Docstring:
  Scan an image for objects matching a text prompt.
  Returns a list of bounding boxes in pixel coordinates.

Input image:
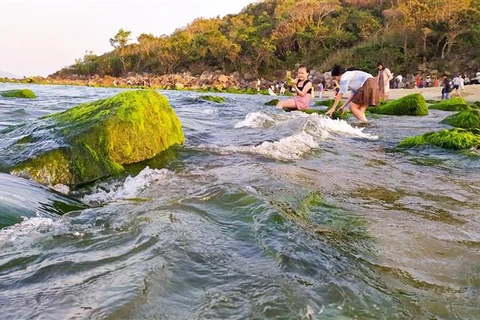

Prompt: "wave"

[234,112,276,128]
[0,173,86,229]
[80,167,176,205]
[209,132,318,161]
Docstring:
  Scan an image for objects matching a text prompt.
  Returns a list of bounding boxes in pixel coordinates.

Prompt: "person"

[395,74,403,88]
[276,65,313,110]
[425,76,431,88]
[256,79,261,92]
[377,62,394,99]
[452,74,463,97]
[441,76,452,100]
[279,82,286,95]
[325,65,379,123]
[317,82,324,99]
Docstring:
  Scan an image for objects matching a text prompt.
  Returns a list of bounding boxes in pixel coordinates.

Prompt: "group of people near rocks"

[276,62,393,123]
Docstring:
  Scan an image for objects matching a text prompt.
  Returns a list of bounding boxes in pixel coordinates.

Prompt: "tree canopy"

[54,0,480,78]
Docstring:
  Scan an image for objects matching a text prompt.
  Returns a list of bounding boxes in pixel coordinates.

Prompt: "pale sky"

[0,0,256,77]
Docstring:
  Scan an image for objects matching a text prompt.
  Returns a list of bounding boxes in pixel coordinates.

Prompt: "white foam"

[81,167,175,205]
[234,112,276,128]
[298,113,379,140]
[0,216,54,244]
[220,132,318,161]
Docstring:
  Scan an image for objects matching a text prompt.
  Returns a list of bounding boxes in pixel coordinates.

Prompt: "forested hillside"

[54,0,480,78]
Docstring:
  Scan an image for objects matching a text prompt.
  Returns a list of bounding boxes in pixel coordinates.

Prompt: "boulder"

[398,128,480,150]
[1,89,36,98]
[429,97,469,111]
[368,93,428,116]
[3,90,184,186]
[440,109,480,129]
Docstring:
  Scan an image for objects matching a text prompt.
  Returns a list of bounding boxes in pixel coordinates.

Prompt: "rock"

[314,99,343,108]
[441,109,480,129]
[4,90,184,186]
[265,99,279,106]
[1,89,36,98]
[199,95,226,103]
[398,128,480,150]
[217,74,228,83]
[429,97,469,111]
[368,93,428,116]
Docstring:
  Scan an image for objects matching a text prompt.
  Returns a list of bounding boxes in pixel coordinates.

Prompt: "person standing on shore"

[441,75,452,100]
[377,62,393,100]
[325,65,379,123]
[452,74,463,97]
[276,65,313,110]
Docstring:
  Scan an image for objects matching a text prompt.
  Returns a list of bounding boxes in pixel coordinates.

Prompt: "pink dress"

[293,80,312,110]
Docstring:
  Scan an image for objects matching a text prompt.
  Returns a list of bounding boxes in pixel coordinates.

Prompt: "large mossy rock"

[3,90,184,186]
[440,109,480,129]
[429,97,469,111]
[398,128,480,150]
[368,94,428,116]
[1,89,36,98]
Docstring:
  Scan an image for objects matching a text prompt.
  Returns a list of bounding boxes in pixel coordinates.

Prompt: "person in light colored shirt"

[326,65,380,122]
[452,74,463,97]
[377,62,394,99]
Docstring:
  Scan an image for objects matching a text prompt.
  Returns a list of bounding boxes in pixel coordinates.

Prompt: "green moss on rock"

[398,128,480,150]
[265,99,279,106]
[314,99,343,108]
[440,109,480,129]
[199,95,226,103]
[1,89,36,98]
[429,97,469,111]
[299,108,349,120]
[368,93,428,116]
[9,90,184,185]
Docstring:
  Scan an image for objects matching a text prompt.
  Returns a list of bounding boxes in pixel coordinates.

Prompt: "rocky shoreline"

[1,71,284,94]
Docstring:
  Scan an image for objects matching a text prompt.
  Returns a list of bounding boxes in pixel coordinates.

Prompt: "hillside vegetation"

[54,0,480,79]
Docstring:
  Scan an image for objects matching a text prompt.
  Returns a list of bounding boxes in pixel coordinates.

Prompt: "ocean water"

[0,83,479,319]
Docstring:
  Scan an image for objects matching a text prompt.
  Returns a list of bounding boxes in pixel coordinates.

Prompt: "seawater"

[0,83,479,319]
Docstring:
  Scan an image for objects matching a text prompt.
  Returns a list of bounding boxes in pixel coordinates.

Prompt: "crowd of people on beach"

[274,63,480,123]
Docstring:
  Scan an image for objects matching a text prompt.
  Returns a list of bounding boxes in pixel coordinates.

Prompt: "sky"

[0,0,257,77]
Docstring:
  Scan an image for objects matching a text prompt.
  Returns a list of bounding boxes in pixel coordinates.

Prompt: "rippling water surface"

[0,83,479,319]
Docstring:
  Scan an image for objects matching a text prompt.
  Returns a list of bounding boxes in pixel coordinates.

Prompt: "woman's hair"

[377,62,384,68]
[298,64,310,73]
[331,65,344,77]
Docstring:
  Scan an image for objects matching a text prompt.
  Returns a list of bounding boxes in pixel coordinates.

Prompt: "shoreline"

[2,77,480,103]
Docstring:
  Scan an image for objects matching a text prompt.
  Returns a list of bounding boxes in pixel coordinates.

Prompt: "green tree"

[109,28,132,75]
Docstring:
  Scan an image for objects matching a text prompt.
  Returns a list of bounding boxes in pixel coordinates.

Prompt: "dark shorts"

[351,78,379,106]
[453,85,459,89]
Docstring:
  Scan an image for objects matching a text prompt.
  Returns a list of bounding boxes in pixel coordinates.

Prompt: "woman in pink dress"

[277,65,313,110]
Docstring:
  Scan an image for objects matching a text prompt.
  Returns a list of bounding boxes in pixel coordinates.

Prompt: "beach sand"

[322,84,480,102]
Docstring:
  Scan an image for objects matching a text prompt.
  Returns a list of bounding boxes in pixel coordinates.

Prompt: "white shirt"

[453,76,462,86]
[339,71,373,94]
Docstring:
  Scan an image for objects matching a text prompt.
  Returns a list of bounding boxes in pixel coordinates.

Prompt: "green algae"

[265,99,279,106]
[10,90,184,185]
[398,128,480,150]
[429,97,469,111]
[300,108,349,120]
[1,89,36,99]
[440,109,480,129]
[314,99,343,108]
[368,93,428,116]
[198,95,226,103]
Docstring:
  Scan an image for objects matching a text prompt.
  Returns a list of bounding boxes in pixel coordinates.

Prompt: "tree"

[109,28,132,75]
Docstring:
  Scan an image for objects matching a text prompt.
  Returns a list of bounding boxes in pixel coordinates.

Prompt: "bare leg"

[277,99,297,109]
[349,103,368,122]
